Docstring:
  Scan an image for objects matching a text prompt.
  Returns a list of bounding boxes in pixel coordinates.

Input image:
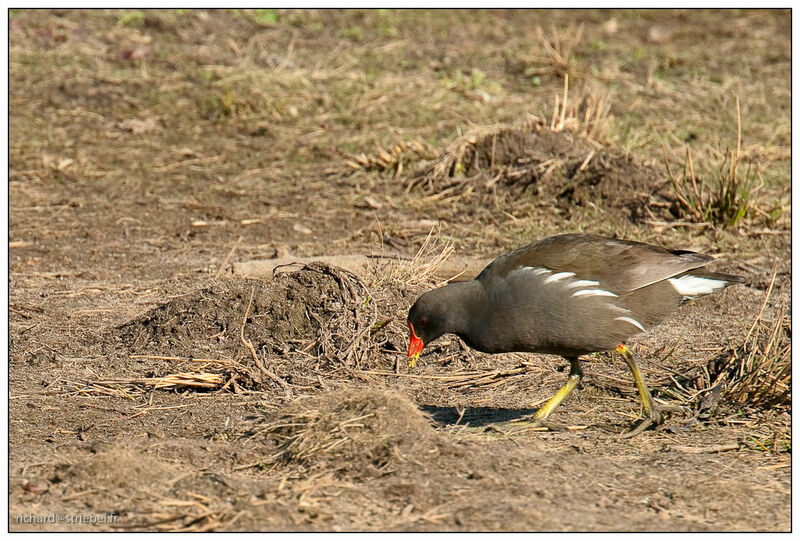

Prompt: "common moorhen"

[407,233,745,437]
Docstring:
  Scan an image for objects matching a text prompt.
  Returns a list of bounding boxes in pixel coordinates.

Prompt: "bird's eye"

[420,316,428,326]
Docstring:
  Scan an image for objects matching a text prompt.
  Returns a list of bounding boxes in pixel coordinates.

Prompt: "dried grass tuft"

[245,388,436,473]
[548,75,613,140]
[343,139,436,176]
[703,270,791,410]
[521,24,585,78]
[408,75,614,194]
[666,97,785,228]
[383,225,456,287]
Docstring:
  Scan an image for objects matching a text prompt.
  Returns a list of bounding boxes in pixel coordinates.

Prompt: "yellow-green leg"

[616,344,685,438]
[534,357,583,422]
[515,357,582,431]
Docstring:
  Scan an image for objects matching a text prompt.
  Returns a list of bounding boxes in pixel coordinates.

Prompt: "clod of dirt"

[65,446,175,492]
[245,387,439,479]
[409,117,674,221]
[114,265,377,385]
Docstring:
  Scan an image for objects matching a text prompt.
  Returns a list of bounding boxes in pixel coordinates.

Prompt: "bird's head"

[406,288,455,368]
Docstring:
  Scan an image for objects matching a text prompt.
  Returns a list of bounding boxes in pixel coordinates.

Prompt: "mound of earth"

[107,262,476,395]
[114,264,379,381]
[65,445,176,493]
[409,120,675,220]
[245,387,440,480]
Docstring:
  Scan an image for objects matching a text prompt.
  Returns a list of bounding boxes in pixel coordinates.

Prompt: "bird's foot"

[620,401,687,439]
[513,416,568,432]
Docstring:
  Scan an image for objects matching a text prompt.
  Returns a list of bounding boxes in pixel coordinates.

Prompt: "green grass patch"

[117,10,145,27]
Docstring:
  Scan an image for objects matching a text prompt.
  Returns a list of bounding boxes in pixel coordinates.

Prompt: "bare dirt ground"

[9,9,790,532]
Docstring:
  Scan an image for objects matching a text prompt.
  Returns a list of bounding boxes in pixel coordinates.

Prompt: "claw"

[619,401,686,439]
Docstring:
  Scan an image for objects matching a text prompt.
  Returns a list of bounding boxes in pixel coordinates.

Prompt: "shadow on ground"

[422,405,538,427]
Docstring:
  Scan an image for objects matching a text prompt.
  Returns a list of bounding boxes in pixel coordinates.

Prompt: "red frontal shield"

[407,323,424,359]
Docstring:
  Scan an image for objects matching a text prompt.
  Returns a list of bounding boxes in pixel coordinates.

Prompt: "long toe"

[513,416,568,432]
[619,416,657,439]
[655,401,688,414]
[620,401,686,439]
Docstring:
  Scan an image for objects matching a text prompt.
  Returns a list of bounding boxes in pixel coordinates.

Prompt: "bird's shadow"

[420,405,539,428]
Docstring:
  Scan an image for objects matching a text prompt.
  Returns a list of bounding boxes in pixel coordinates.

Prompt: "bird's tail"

[693,270,747,286]
[667,269,746,301]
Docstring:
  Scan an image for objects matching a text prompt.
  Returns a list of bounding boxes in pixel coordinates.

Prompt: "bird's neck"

[435,280,487,337]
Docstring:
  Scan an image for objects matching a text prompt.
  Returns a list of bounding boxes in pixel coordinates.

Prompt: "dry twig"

[239,286,292,398]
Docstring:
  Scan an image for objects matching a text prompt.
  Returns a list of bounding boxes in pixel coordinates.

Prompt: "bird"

[406,233,745,438]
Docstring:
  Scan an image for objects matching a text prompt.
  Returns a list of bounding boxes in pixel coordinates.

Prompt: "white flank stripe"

[668,275,726,296]
[566,279,600,289]
[520,266,550,276]
[543,272,575,284]
[615,316,646,332]
[571,289,618,298]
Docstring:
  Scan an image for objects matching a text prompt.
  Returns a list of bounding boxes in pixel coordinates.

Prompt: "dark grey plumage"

[408,233,744,357]
[406,233,745,437]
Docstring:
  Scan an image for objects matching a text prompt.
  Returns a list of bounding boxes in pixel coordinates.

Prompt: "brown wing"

[478,233,713,294]
[476,264,649,356]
